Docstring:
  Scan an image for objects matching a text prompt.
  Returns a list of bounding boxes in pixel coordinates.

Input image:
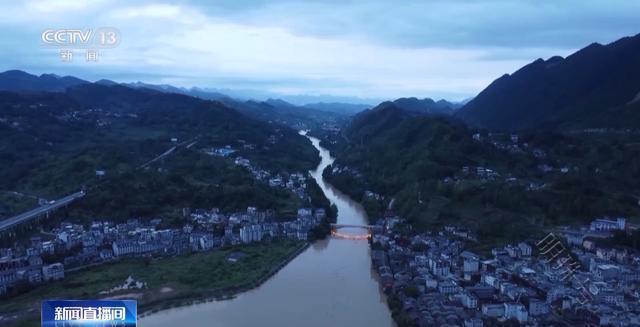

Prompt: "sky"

[0,0,638,104]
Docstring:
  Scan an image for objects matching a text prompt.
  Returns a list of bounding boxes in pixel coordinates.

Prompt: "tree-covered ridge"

[457,33,640,131]
[0,84,319,220]
[328,107,640,247]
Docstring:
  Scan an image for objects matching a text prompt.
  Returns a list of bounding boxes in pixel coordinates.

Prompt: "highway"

[0,191,85,232]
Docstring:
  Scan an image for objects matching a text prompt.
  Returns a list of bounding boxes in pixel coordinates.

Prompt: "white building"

[464,318,483,327]
[461,291,479,309]
[112,241,162,257]
[240,225,264,244]
[462,251,480,273]
[590,217,626,232]
[518,242,532,257]
[438,280,458,295]
[481,303,504,318]
[504,302,528,323]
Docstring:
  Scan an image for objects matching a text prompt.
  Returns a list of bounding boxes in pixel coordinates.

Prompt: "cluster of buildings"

[229,154,309,199]
[473,132,524,155]
[369,215,640,326]
[0,239,65,295]
[0,206,327,297]
[267,172,307,199]
[460,166,500,180]
[473,132,574,177]
[446,132,577,193]
[204,145,237,157]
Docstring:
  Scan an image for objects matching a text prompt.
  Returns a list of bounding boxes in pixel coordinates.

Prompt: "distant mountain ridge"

[376,97,461,115]
[457,33,640,130]
[345,97,460,142]
[303,102,370,115]
[0,70,366,133]
[0,70,369,118]
[0,70,89,92]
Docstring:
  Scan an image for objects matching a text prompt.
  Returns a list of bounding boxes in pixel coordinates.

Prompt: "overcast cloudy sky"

[0,0,638,103]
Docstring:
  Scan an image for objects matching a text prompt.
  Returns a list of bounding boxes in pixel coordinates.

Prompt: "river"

[139,134,395,327]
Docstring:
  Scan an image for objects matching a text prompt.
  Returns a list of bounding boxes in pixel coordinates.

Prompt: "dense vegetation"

[0,83,319,220]
[326,105,640,247]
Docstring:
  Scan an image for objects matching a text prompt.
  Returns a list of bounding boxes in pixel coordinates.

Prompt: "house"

[595,264,620,280]
[99,249,114,261]
[268,177,283,187]
[17,268,42,284]
[564,231,585,247]
[234,157,250,167]
[430,259,450,278]
[528,298,549,316]
[518,242,532,257]
[240,225,263,244]
[590,217,626,232]
[438,280,458,295]
[504,302,528,323]
[481,303,504,318]
[42,263,65,281]
[583,239,596,251]
[460,291,479,309]
[199,234,215,251]
[505,245,521,258]
[510,134,519,143]
[297,208,312,218]
[112,241,162,257]
[464,318,483,327]
[461,251,480,273]
[598,289,624,305]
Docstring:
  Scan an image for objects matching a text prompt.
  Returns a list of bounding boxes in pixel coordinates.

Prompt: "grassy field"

[3,241,303,327]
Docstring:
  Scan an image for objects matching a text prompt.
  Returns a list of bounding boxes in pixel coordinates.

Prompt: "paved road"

[139,146,176,168]
[0,191,85,231]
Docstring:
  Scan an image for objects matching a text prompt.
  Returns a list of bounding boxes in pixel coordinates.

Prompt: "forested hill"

[0,82,319,220]
[328,105,640,247]
[457,33,640,131]
[345,97,460,144]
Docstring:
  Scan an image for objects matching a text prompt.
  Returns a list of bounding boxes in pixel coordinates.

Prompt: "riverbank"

[137,241,309,317]
[3,241,308,327]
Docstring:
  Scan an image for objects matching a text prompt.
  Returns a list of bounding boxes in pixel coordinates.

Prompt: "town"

[369,214,640,326]
[0,206,327,298]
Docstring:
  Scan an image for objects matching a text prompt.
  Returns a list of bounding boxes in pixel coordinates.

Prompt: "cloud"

[0,0,637,101]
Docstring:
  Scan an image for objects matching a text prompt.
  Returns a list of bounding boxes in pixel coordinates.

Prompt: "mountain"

[345,97,460,144]
[329,91,640,246]
[0,70,89,92]
[457,33,640,131]
[95,79,118,86]
[303,102,370,115]
[123,82,232,102]
[0,81,319,219]
[375,97,460,115]
[119,82,351,129]
[0,70,356,132]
